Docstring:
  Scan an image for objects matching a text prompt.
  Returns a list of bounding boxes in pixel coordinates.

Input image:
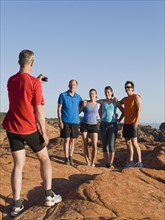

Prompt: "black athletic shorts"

[7,131,45,152]
[80,122,98,133]
[60,122,79,138]
[123,124,138,139]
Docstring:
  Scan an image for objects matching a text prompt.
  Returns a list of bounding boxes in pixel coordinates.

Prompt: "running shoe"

[105,163,110,168]
[69,158,74,165]
[91,163,95,167]
[45,192,62,207]
[124,161,135,168]
[10,204,24,217]
[135,162,144,168]
[109,163,114,169]
[64,158,70,165]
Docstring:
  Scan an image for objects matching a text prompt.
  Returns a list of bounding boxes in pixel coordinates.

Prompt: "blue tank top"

[82,102,99,124]
[101,100,117,123]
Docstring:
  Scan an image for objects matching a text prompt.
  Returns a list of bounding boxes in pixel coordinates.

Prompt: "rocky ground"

[0,119,165,220]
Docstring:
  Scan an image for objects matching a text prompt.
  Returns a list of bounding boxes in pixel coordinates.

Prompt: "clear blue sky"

[1,0,164,124]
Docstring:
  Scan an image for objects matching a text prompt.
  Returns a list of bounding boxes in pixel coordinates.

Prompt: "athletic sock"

[13,199,22,207]
[45,189,53,197]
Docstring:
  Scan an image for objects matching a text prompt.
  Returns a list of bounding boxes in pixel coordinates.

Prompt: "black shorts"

[123,124,138,139]
[60,122,79,138]
[80,122,98,133]
[7,131,45,152]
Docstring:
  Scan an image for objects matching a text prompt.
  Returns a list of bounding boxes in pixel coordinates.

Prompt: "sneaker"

[135,162,144,168]
[124,161,135,168]
[45,192,62,207]
[106,163,110,168]
[109,163,114,169]
[10,204,24,217]
[91,163,95,167]
[69,158,74,165]
[64,158,70,165]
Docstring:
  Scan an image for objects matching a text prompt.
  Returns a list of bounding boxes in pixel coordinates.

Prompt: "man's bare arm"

[57,103,63,129]
[135,95,141,124]
[35,104,49,146]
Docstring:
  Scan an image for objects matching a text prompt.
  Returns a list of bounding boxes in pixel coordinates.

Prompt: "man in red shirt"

[2,50,62,217]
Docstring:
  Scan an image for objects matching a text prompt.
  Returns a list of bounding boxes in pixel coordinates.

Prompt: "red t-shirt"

[2,72,44,134]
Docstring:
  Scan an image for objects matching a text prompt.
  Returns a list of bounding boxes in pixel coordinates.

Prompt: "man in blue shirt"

[57,79,82,165]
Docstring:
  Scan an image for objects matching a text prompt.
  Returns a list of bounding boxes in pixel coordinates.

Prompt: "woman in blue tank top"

[97,86,123,168]
[80,89,101,167]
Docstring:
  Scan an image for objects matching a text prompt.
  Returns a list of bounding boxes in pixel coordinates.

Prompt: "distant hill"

[0,112,161,130]
[140,123,160,129]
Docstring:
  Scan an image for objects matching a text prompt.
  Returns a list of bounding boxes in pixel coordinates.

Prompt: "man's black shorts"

[60,122,79,138]
[123,124,138,139]
[80,122,98,133]
[7,131,45,152]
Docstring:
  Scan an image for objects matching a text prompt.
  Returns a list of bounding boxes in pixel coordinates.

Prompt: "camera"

[42,77,48,82]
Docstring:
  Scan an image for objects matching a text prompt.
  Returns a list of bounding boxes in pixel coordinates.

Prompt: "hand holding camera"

[37,74,48,82]
[41,77,48,82]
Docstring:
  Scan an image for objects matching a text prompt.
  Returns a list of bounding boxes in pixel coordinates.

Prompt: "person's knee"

[70,138,75,144]
[131,139,139,148]
[14,160,25,170]
[126,139,132,147]
[37,150,50,163]
[133,142,140,150]
[109,146,115,152]
[39,155,50,163]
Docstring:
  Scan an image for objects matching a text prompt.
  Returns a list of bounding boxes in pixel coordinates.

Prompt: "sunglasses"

[125,86,132,89]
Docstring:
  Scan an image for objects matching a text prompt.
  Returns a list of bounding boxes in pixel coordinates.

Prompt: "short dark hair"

[69,79,78,85]
[104,86,114,97]
[125,81,134,91]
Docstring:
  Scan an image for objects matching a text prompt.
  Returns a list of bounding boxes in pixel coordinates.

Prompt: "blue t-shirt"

[58,91,82,124]
[101,100,117,123]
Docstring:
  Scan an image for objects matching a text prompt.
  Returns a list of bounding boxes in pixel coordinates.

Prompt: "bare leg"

[36,147,52,190]
[132,137,142,162]
[11,149,26,201]
[109,152,115,165]
[125,139,134,162]
[69,138,76,157]
[63,137,70,158]
[90,133,98,165]
[81,132,90,165]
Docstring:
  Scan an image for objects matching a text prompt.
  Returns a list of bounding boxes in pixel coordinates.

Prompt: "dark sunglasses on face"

[125,86,132,89]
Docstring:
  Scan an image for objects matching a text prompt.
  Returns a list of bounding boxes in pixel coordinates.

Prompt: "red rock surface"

[0,121,165,220]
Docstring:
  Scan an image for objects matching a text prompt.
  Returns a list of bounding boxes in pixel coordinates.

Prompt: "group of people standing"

[57,79,143,169]
[2,49,143,217]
